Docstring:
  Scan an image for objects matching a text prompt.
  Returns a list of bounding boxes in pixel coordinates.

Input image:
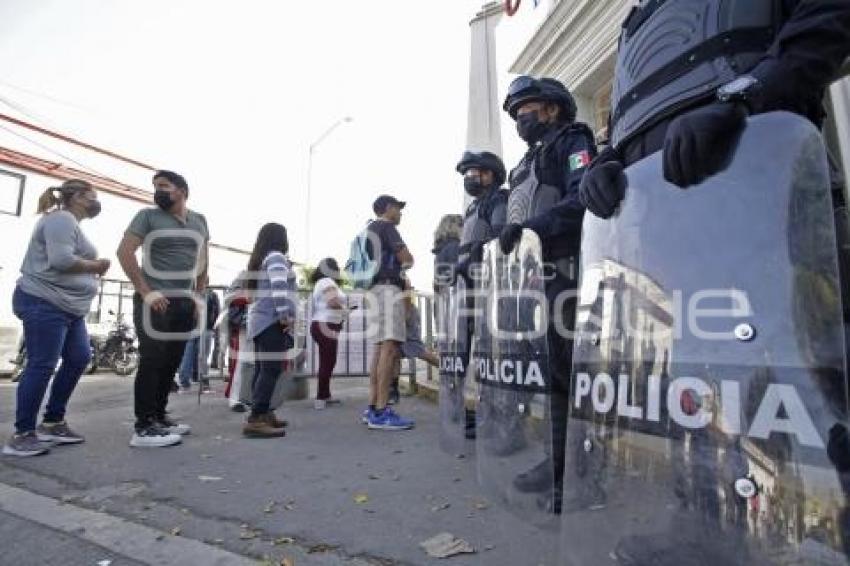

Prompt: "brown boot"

[263,412,288,428]
[243,414,286,438]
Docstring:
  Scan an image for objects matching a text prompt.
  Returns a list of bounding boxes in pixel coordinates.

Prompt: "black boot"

[513,458,553,493]
[464,409,476,439]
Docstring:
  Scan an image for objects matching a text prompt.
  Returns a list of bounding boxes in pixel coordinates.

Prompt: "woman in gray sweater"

[3,180,110,457]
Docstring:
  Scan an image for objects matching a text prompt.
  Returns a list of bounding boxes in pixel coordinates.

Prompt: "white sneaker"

[314,399,327,410]
[130,424,182,448]
[157,418,191,436]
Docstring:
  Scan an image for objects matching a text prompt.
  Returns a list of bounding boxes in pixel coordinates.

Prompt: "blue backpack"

[345,222,379,289]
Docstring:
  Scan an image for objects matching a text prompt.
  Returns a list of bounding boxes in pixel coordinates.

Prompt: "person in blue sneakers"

[363,195,415,430]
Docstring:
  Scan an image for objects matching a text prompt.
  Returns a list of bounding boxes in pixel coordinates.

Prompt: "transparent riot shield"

[562,112,850,565]
[438,277,470,454]
[475,230,556,527]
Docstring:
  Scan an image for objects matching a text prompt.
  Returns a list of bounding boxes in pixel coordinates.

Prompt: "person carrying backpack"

[360,195,415,430]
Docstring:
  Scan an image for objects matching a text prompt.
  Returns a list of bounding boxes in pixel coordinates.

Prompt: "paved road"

[0,373,559,566]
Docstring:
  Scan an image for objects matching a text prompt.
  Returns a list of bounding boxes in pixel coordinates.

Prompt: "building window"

[0,169,24,217]
[593,78,613,143]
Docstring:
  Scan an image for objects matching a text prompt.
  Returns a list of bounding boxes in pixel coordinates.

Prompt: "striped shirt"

[246,251,297,339]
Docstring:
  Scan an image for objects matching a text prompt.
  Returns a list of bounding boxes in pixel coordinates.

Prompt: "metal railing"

[91,278,437,383]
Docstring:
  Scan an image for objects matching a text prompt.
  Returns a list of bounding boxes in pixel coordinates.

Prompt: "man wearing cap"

[363,195,416,430]
[497,76,597,508]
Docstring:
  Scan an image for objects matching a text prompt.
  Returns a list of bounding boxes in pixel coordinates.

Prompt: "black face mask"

[154,190,175,211]
[464,176,486,198]
[516,110,549,144]
[86,200,102,219]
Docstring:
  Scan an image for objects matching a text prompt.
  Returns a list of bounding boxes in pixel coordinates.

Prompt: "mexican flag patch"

[568,150,591,171]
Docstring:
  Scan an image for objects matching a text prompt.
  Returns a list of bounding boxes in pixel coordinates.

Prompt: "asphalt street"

[0,373,559,566]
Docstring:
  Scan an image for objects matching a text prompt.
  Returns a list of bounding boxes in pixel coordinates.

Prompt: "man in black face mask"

[449,150,508,441]
[117,170,210,448]
[496,76,596,506]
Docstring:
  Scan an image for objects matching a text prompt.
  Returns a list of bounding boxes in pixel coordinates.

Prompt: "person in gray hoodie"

[3,179,110,457]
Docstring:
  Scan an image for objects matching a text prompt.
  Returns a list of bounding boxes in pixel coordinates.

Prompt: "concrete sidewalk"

[0,373,558,566]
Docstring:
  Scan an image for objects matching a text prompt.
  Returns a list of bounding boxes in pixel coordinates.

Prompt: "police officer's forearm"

[525,206,583,240]
[752,0,850,113]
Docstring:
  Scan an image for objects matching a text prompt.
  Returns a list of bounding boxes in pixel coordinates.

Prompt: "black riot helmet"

[503,75,577,123]
[455,150,506,187]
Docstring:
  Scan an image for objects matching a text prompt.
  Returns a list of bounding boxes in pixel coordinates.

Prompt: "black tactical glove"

[828,423,850,472]
[579,146,627,219]
[662,101,748,188]
[451,260,466,286]
[499,223,524,255]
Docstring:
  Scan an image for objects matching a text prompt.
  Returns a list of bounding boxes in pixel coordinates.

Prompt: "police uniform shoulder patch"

[568,150,591,171]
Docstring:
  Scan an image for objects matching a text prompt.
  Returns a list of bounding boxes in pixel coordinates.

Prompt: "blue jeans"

[178,330,213,387]
[12,287,92,434]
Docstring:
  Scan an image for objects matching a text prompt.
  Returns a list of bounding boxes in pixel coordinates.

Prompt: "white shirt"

[311,277,347,324]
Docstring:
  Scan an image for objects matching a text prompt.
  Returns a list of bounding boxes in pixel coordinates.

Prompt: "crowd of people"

[0,166,443,454]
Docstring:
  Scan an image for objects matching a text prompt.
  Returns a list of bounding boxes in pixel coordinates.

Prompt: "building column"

[466,2,504,157]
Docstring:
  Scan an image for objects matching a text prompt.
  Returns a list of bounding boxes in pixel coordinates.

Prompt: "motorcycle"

[9,311,138,380]
[89,311,139,376]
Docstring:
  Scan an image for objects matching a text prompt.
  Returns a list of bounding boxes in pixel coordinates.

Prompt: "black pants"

[546,268,577,491]
[133,293,195,429]
[251,323,293,416]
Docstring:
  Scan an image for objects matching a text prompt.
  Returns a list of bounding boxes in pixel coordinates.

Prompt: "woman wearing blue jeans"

[3,180,110,457]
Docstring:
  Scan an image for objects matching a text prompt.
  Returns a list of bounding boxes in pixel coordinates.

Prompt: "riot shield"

[438,277,470,454]
[562,112,850,565]
[475,230,556,527]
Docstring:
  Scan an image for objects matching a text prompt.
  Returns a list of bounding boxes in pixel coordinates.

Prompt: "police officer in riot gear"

[579,0,850,217]
[455,150,508,277]
[562,0,850,561]
[498,76,596,502]
[454,150,508,440]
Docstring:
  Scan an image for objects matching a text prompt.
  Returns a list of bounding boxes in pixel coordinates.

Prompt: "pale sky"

[0,0,549,290]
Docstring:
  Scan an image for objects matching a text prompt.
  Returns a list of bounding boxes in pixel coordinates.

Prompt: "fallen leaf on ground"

[473,500,490,511]
[273,537,295,546]
[239,530,257,540]
[420,533,475,559]
[281,558,295,566]
[353,493,369,504]
[264,501,276,514]
[307,543,337,554]
[170,527,182,536]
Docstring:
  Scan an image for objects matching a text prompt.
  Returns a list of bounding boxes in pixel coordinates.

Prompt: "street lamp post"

[306,116,353,264]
